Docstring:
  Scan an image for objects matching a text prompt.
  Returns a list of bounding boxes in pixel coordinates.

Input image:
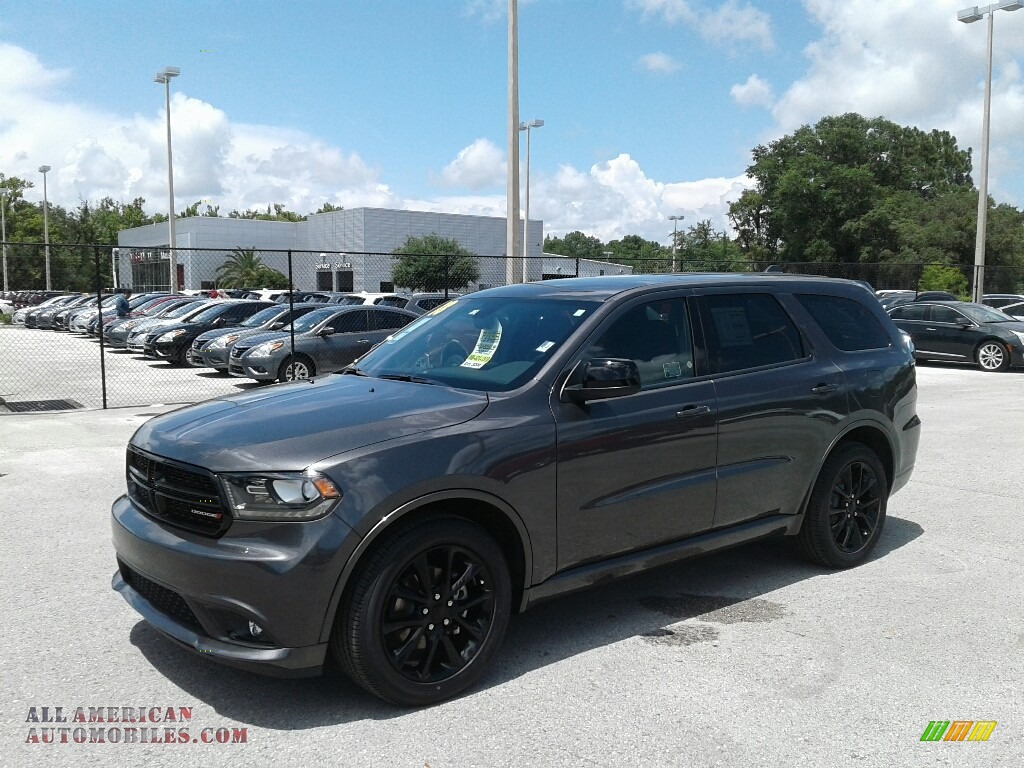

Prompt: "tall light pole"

[0,189,8,292]
[506,0,522,285]
[957,1,1022,303]
[154,66,180,292]
[668,214,684,272]
[519,119,543,265]
[38,165,51,290]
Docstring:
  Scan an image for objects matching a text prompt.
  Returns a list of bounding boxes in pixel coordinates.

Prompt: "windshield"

[188,303,235,324]
[163,300,207,318]
[241,306,286,328]
[355,296,600,392]
[284,307,336,333]
[961,304,1014,324]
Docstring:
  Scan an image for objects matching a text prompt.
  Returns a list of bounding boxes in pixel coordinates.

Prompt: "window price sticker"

[461,324,502,368]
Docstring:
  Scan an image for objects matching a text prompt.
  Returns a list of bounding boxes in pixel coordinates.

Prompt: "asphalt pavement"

[1,363,1021,768]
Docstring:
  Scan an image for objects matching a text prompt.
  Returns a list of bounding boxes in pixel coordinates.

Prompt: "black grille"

[127,447,230,537]
[119,560,203,631]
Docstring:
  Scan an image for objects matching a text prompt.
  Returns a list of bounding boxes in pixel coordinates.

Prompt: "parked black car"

[111,275,920,706]
[189,303,323,371]
[141,300,273,365]
[888,301,1024,372]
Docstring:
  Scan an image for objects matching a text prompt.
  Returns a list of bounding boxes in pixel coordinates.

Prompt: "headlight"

[1010,330,1024,346]
[210,333,240,349]
[899,330,915,353]
[219,471,341,521]
[157,329,187,342]
[123,320,139,329]
[248,340,285,358]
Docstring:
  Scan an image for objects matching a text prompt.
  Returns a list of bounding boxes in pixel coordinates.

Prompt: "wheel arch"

[791,422,895,535]
[318,489,533,643]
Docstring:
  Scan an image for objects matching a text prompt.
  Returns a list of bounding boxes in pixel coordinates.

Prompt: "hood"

[130,375,489,472]
[233,330,290,349]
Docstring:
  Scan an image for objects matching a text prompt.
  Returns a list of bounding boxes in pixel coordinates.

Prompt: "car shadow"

[128,515,923,728]
[194,370,231,378]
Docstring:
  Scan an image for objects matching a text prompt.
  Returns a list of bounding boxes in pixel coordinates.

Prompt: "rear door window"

[699,293,805,373]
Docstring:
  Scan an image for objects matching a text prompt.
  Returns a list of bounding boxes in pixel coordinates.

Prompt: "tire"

[278,356,315,382]
[332,517,511,706]
[796,443,888,569]
[976,340,1010,372]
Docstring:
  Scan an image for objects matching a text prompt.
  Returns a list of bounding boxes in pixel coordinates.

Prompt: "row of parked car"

[10,289,457,383]
[877,291,1024,372]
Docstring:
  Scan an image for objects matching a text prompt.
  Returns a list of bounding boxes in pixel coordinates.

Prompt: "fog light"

[248,621,263,638]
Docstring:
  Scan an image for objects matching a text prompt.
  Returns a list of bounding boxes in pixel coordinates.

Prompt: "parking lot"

[0,325,260,410]
[1,363,1021,767]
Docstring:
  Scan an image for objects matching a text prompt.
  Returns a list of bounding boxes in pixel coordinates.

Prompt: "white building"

[117,207,629,292]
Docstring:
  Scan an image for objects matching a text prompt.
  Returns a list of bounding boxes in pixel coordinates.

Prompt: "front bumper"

[110,493,359,677]
[228,356,279,381]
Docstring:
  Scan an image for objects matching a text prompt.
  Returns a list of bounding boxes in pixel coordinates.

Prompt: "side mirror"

[318,327,335,337]
[561,358,642,403]
[957,319,974,329]
[270,321,285,330]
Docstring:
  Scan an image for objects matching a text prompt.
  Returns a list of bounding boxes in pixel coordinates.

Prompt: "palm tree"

[215,247,285,288]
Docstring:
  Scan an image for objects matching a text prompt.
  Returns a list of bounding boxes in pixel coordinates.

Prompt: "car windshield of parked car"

[960,304,1015,324]
[160,301,204,318]
[240,306,286,328]
[354,296,600,392]
[282,307,336,333]
[188,304,233,324]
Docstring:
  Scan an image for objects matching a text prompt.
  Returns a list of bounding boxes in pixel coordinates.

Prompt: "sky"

[1,0,1023,248]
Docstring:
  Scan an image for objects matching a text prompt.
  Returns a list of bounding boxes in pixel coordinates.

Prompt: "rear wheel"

[278,356,315,382]
[797,443,888,568]
[332,517,511,706]
[976,340,1010,372]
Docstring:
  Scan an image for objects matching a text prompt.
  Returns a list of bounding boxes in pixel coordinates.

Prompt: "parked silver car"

[190,303,322,371]
[228,305,418,382]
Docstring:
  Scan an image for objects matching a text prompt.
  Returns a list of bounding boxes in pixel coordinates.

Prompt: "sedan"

[229,305,418,382]
[142,300,273,365]
[190,303,323,371]
[888,301,1024,372]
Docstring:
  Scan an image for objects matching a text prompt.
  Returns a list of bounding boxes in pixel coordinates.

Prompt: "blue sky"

[1,0,1022,246]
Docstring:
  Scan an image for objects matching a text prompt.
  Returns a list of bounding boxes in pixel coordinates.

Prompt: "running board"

[522,515,793,610]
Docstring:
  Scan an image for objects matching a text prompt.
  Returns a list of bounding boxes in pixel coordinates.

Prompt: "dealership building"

[116,207,629,292]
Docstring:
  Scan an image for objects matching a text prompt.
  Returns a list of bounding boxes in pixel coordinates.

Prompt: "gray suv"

[110,275,920,706]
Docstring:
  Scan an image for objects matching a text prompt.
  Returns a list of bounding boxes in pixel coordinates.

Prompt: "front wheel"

[796,443,888,569]
[976,340,1010,372]
[278,356,315,382]
[332,517,511,706]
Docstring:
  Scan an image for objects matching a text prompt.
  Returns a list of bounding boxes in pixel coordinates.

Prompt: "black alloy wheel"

[797,443,888,568]
[333,517,511,706]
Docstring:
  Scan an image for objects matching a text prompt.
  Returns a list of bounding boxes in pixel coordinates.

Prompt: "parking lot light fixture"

[957,1,1022,302]
[1,188,9,292]
[519,119,543,266]
[38,165,52,290]
[154,66,180,292]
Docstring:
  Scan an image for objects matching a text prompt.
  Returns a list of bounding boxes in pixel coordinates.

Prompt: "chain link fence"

[2,243,1022,411]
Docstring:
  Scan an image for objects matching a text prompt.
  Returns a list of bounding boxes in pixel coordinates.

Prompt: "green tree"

[543,231,606,261]
[215,246,288,288]
[391,234,479,292]
[728,113,975,265]
[603,234,669,273]
[917,264,969,297]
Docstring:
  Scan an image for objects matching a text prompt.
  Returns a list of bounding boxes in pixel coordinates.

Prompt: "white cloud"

[730,74,774,108]
[639,52,681,73]
[769,0,1024,203]
[630,0,775,51]
[439,139,506,189]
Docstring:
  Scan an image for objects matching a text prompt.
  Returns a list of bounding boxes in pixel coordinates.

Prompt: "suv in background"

[111,275,920,706]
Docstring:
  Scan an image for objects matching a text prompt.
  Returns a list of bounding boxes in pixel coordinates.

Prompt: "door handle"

[811,383,838,394]
[356,338,371,344]
[676,405,712,418]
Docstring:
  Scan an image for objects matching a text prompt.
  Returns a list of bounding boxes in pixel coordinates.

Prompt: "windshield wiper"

[376,373,439,385]
[338,366,370,376]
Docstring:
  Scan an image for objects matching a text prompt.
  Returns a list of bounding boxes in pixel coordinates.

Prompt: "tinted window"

[370,309,414,331]
[796,294,891,351]
[376,297,408,308]
[890,304,926,321]
[584,298,694,389]
[330,310,368,333]
[928,305,964,324]
[701,293,804,373]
